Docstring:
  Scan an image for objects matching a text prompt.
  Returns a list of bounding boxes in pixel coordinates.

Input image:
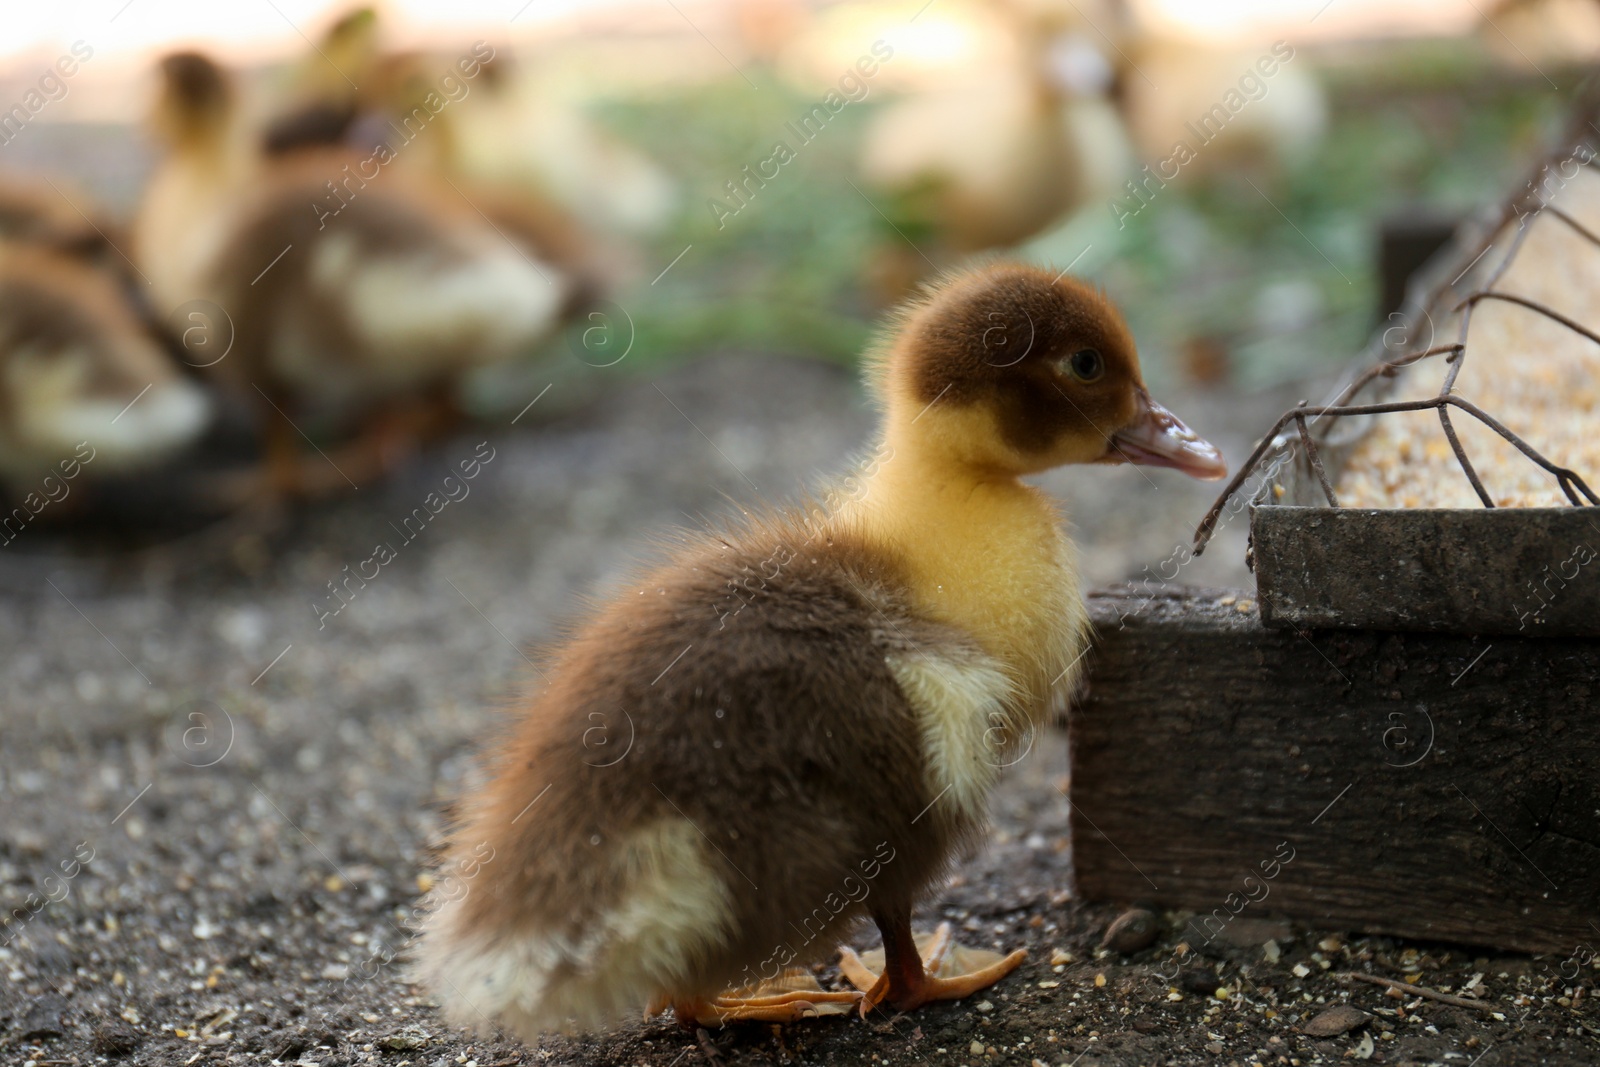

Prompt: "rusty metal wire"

[1193,119,1600,556]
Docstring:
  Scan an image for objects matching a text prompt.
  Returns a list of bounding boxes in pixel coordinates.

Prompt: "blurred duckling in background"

[859,2,1133,301]
[135,51,577,494]
[0,240,209,488]
[260,5,383,156]
[343,49,608,302]
[0,174,113,259]
[1111,34,1326,184]
[445,53,679,239]
[259,4,674,240]
[254,10,610,297]
[1477,0,1600,71]
[416,264,1225,1034]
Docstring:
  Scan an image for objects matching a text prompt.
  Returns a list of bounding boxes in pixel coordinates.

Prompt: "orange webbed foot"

[661,970,863,1028]
[839,921,1027,1015]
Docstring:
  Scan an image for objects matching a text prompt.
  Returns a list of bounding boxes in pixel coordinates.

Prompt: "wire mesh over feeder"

[1190,100,1600,635]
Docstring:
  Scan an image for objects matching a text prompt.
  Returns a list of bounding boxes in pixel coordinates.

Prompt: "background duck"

[255,19,611,308]
[259,5,383,157]
[858,2,1133,302]
[1111,33,1327,184]
[444,52,679,239]
[134,51,577,493]
[1477,0,1600,72]
[0,239,209,486]
[0,173,114,259]
[345,48,610,303]
[415,263,1225,1035]
[259,5,675,241]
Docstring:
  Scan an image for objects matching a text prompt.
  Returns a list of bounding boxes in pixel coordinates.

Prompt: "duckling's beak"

[1106,388,1227,480]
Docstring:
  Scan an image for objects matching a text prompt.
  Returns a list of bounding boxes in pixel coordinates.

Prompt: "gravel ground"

[2,352,1595,1066]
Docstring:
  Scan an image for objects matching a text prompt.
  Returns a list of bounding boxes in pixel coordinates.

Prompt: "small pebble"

[1302,1004,1370,1038]
[91,1020,142,1057]
[1101,908,1160,954]
[380,1031,429,1051]
[21,995,67,1040]
[1180,968,1221,996]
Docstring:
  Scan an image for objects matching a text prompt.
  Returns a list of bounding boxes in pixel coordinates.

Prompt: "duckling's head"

[152,51,234,149]
[309,7,382,90]
[325,6,380,50]
[873,263,1226,480]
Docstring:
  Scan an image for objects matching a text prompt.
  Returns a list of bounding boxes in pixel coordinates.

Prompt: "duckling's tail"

[412,818,737,1038]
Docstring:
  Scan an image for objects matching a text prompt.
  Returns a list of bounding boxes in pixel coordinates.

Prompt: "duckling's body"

[417,265,1225,1035]
[200,152,569,410]
[0,242,209,482]
[422,513,981,1029]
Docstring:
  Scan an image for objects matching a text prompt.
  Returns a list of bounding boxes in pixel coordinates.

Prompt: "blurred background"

[0,0,1593,583]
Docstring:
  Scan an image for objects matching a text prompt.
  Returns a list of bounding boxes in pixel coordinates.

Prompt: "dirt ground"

[2,353,1596,1067]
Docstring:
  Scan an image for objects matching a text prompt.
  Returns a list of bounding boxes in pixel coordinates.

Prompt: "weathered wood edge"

[1252,506,1600,636]
[1066,586,1600,955]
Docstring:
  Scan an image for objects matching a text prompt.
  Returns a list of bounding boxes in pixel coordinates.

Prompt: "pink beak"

[1106,388,1227,480]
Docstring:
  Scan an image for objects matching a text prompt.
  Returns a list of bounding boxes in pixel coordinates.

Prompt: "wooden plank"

[1253,505,1600,636]
[1068,587,1600,954]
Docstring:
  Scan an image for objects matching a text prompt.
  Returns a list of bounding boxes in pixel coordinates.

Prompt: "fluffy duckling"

[860,8,1132,299]
[415,264,1225,1035]
[135,51,573,487]
[0,241,209,483]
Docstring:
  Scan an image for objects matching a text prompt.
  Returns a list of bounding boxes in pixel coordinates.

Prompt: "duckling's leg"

[666,970,863,1028]
[260,394,309,498]
[839,914,1026,1015]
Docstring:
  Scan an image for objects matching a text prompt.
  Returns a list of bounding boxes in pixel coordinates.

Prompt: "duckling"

[859,6,1133,299]
[415,264,1225,1035]
[1112,35,1326,182]
[445,53,679,238]
[0,173,111,259]
[1478,0,1600,71]
[345,49,607,304]
[0,241,209,484]
[259,4,673,239]
[260,6,382,156]
[135,51,573,490]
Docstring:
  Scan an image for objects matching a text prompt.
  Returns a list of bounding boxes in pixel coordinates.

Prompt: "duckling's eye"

[1065,349,1104,382]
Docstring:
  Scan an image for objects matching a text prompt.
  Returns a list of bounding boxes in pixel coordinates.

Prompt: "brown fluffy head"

[870,263,1224,479]
[152,52,234,147]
